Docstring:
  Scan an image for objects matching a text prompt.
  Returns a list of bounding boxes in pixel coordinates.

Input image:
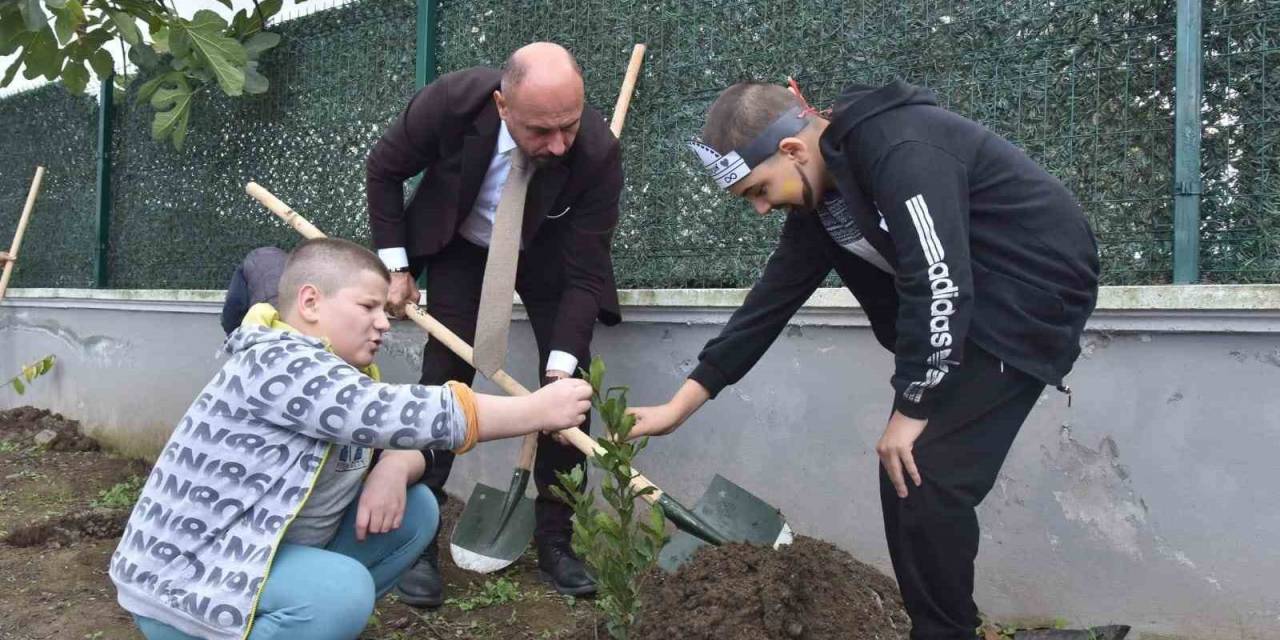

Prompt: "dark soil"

[632,537,910,640]
[3,510,129,548]
[0,406,100,451]
[0,408,148,640]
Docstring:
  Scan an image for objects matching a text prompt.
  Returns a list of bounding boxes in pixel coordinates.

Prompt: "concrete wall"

[2,286,1278,639]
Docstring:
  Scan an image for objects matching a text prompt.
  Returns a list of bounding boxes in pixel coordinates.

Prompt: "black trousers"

[413,236,589,542]
[880,343,1045,640]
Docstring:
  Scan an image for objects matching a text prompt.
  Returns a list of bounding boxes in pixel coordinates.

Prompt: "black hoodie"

[689,80,1099,420]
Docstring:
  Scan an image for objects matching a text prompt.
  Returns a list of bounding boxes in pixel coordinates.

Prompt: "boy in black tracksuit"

[630,79,1099,639]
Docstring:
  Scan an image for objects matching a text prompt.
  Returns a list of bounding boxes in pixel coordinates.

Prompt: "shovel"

[246,183,738,551]
[404,308,793,572]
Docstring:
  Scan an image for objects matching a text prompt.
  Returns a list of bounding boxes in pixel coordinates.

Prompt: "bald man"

[365,42,621,605]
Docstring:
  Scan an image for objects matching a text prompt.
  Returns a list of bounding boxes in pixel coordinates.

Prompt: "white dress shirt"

[378,121,578,376]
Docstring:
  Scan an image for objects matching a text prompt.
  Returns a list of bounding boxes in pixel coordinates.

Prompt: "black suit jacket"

[366,67,623,360]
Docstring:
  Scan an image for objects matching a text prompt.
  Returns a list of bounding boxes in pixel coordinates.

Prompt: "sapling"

[552,357,667,640]
[3,355,55,395]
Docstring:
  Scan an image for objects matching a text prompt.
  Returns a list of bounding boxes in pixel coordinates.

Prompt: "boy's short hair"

[702,82,806,155]
[277,238,390,314]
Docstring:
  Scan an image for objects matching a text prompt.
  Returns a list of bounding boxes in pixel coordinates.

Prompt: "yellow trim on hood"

[240,302,381,381]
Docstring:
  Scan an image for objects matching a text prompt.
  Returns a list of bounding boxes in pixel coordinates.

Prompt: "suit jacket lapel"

[523,162,570,244]
[458,100,501,220]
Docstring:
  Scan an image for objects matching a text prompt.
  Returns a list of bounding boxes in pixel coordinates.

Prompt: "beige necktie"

[474,150,531,376]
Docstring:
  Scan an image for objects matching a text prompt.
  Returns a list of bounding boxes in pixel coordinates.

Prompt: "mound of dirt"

[633,536,910,640]
[0,406,99,451]
[2,510,129,548]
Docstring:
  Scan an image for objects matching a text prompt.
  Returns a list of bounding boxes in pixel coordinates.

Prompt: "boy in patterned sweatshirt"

[111,237,591,640]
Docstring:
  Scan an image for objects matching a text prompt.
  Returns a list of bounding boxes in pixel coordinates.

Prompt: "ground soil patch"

[629,537,910,640]
[0,405,1129,640]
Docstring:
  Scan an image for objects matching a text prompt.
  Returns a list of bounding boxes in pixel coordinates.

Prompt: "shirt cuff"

[377,247,409,271]
[545,351,578,377]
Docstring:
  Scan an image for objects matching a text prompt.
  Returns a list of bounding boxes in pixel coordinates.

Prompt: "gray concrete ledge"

[3,285,1279,332]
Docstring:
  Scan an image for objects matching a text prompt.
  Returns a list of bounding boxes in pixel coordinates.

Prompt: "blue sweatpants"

[134,484,437,640]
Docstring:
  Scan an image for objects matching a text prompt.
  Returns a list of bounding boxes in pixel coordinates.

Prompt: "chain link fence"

[0,0,1276,288]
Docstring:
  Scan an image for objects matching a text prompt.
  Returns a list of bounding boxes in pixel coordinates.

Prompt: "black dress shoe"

[536,536,597,596]
[395,537,444,608]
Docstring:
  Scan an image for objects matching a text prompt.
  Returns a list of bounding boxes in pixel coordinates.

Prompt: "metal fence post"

[1173,0,1203,284]
[416,0,438,89]
[95,75,113,288]
[412,0,439,289]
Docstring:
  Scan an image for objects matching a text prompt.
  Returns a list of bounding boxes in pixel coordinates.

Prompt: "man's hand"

[0,251,13,262]
[355,459,410,541]
[876,410,928,498]
[386,272,420,317]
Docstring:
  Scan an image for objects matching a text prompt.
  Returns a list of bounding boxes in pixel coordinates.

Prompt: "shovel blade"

[450,481,535,574]
[657,474,791,572]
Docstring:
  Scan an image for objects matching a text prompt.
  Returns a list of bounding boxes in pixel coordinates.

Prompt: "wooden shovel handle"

[247,182,325,240]
[404,304,663,502]
[610,44,647,139]
[399,303,539,471]
[0,166,46,301]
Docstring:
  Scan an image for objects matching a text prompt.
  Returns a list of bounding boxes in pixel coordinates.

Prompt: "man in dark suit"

[365,42,621,606]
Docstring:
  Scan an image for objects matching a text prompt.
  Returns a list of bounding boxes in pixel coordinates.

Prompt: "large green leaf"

[150,25,169,53]
[18,0,43,31]
[242,60,267,94]
[228,8,252,38]
[0,22,31,57]
[50,0,82,44]
[109,11,140,45]
[1,55,22,86]
[258,0,284,19]
[149,71,193,149]
[127,41,160,71]
[61,58,87,93]
[132,70,168,105]
[229,0,281,38]
[77,25,110,51]
[0,7,27,54]
[89,49,113,78]
[21,27,60,80]
[182,10,245,96]
[242,31,279,60]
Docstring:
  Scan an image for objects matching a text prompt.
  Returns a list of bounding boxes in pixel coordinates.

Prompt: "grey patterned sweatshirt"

[110,316,476,639]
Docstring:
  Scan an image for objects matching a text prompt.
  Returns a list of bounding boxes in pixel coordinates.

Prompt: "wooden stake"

[610,44,647,138]
[0,166,46,301]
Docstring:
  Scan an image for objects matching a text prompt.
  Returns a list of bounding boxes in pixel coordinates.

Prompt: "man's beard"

[529,153,565,169]
[797,165,817,211]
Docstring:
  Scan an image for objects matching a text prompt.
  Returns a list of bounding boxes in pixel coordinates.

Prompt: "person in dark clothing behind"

[628,79,1099,639]
[220,246,288,335]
